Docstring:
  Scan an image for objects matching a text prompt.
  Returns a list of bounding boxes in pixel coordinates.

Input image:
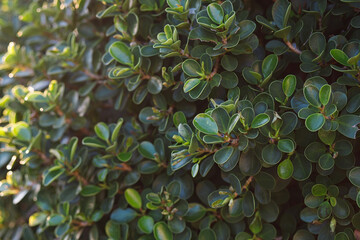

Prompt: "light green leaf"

[125,188,142,209]
[251,113,270,128]
[319,84,331,106]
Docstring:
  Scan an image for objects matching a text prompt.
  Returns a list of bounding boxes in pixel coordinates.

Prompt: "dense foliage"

[1,0,360,239]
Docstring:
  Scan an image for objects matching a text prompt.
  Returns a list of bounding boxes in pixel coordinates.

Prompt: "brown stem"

[54,106,64,116]
[113,163,132,172]
[285,41,302,55]
[208,57,220,79]
[179,49,195,59]
[241,176,254,191]
[72,219,91,227]
[82,68,103,80]
[33,149,52,165]
[70,170,88,185]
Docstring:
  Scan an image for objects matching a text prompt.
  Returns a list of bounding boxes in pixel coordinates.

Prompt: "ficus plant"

[1,0,360,239]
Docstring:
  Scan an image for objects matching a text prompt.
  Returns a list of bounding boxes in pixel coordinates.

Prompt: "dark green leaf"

[193,113,218,135]
[109,42,133,67]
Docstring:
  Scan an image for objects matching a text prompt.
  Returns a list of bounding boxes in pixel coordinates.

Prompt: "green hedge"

[0,0,360,239]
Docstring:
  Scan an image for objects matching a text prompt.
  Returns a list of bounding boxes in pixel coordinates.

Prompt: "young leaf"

[124,188,142,209]
[95,122,110,142]
[262,54,278,79]
[282,74,296,97]
[251,113,270,128]
[277,158,293,180]
[319,84,331,106]
[330,49,350,67]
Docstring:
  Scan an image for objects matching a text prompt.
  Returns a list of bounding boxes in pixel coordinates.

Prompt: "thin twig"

[242,176,254,190]
[285,41,302,55]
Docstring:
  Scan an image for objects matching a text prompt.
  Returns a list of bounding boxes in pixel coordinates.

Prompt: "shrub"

[0,0,360,239]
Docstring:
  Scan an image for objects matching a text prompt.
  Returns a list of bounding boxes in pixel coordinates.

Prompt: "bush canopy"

[0,0,360,239]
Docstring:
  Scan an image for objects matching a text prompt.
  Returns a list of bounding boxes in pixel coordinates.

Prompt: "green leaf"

[43,166,65,186]
[235,232,253,240]
[105,220,121,239]
[238,20,257,40]
[221,55,238,72]
[272,0,291,29]
[29,212,47,226]
[111,119,123,143]
[228,113,240,133]
[335,232,350,240]
[242,191,255,217]
[153,221,173,240]
[352,212,360,230]
[213,146,234,164]
[81,185,102,197]
[303,85,321,107]
[309,32,326,56]
[330,49,351,67]
[282,74,296,97]
[138,141,157,160]
[292,154,312,181]
[82,137,107,148]
[208,189,232,208]
[319,153,334,170]
[317,201,332,219]
[262,54,278,79]
[138,216,154,234]
[311,184,327,196]
[182,59,202,77]
[347,93,360,113]
[199,228,216,240]
[277,158,293,180]
[249,213,262,234]
[211,107,230,133]
[184,203,206,222]
[277,139,295,153]
[305,113,325,132]
[207,3,224,25]
[12,122,31,142]
[109,42,133,67]
[94,122,110,142]
[262,144,282,165]
[173,111,187,128]
[251,113,270,128]
[147,76,163,94]
[184,78,201,93]
[24,91,47,103]
[336,115,360,139]
[319,84,331,106]
[110,208,137,223]
[305,194,324,208]
[349,167,360,188]
[318,129,336,145]
[193,113,218,135]
[48,214,65,226]
[125,188,142,209]
[55,222,70,237]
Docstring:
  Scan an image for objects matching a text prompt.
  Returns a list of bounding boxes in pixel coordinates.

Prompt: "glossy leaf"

[109,42,133,66]
[193,113,218,135]
[305,113,325,132]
